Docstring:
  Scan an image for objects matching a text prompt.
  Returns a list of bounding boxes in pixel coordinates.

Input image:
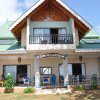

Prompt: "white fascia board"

[0,50,27,54]
[75,49,100,53]
[56,0,92,29]
[9,0,92,31]
[9,0,45,31]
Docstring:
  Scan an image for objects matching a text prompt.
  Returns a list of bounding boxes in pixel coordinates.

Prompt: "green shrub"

[23,87,35,94]
[4,73,15,93]
[74,84,85,91]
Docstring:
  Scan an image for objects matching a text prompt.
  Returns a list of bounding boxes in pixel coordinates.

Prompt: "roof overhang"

[56,0,92,29]
[75,49,100,53]
[0,50,27,55]
[9,0,92,40]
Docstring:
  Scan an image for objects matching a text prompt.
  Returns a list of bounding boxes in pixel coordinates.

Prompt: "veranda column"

[34,57,41,88]
[63,57,69,86]
[26,18,30,50]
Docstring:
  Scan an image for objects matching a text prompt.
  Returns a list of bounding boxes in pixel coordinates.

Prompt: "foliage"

[4,73,15,93]
[23,87,35,94]
[74,84,85,91]
[91,74,97,89]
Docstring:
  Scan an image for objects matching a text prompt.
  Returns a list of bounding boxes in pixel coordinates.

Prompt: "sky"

[0,0,100,33]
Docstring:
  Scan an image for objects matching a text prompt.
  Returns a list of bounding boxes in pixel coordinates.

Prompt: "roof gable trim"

[9,0,45,30]
[56,0,92,29]
[9,0,92,31]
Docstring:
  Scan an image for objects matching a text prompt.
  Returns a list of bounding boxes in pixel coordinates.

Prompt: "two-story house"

[0,0,100,88]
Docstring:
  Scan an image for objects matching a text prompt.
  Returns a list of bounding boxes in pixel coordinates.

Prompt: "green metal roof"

[0,42,23,51]
[8,42,25,50]
[77,29,100,49]
[84,29,99,39]
[77,40,100,49]
[0,21,25,51]
[0,45,13,51]
[0,20,15,39]
[0,21,100,51]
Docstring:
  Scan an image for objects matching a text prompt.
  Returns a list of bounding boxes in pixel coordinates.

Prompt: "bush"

[23,87,35,94]
[4,73,15,93]
[74,84,85,91]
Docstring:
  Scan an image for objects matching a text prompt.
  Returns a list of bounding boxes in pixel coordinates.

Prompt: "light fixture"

[18,57,22,63]
[79,56,82,62]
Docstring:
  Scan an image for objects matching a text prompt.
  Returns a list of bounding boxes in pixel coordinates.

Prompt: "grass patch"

[0,89,100,100]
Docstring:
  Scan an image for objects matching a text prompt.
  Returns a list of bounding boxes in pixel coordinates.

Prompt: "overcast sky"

[0,0,100,33]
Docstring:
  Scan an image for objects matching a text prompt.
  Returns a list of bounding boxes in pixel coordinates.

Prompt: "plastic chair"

[42,76,50,86]
[23,77,30,86]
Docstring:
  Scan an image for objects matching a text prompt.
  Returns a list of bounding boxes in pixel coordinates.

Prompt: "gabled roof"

[0,20,15,39]
[84,29,99,38]
[77,30,100,49]
[9,0,92,40]
[0,21,25,51]
[77,40,100,49]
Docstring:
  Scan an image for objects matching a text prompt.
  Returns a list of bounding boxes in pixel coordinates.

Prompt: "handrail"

[29,34,73,44]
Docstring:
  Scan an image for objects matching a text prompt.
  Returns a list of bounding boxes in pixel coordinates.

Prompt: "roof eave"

[75,49,100,53]
[9,0,45,31]
[0,50,27,54]
[56,0,92,29]
[9,0,92,32]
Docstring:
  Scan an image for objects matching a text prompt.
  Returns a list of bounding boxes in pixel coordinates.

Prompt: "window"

[40,67,52,75]
[58,28,67,35]
[33,28,50,36]
[33,28,50,43]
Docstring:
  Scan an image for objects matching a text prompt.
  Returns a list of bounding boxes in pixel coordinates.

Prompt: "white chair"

[23,77,30,86]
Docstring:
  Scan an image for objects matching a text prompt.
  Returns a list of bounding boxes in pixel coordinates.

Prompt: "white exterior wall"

[20,19,80,50]
[21,26,26,47]
[68,57,99,77]
[75,28,79,46]
[85,58,99,76]
[28,20,76,50]
[0,55,99,85]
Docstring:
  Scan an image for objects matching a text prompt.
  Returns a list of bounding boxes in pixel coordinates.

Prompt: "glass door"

[4,65,17,82]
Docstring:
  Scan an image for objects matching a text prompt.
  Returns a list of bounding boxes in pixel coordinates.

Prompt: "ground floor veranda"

[0,52,100,88]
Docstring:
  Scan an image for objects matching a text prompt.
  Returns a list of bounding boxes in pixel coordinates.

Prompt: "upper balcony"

[29,34,73,44]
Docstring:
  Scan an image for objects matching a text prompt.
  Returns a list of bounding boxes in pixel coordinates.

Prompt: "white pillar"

[63,57,69,86]
[26,18,30,50]
[34,57,41,88]
[69,18,76,47]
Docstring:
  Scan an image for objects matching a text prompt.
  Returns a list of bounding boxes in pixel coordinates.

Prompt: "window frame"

[39,67,52,75]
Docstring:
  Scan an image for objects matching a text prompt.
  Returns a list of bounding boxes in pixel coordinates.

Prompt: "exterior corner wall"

[21,26,27,47]
[75,28,79,46]
[68,18,76,48]
[0,64,3,80]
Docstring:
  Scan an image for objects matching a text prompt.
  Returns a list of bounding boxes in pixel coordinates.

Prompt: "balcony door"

[32,28,67,44]
[50,28,58,44]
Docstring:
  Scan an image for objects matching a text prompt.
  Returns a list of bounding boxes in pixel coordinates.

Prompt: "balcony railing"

[29,34,73,44]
